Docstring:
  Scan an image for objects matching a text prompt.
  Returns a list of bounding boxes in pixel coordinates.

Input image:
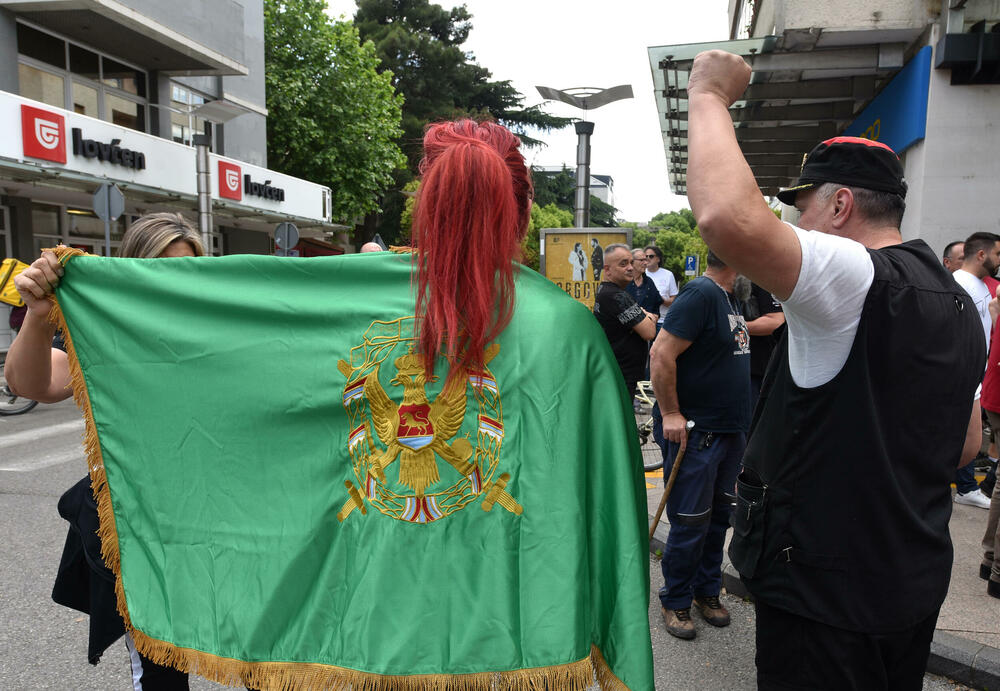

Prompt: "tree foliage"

[352,0,571,243]
[354,0,570,167]
[645,208,707,283]
[264,0,405,222]
[531,167,620,228]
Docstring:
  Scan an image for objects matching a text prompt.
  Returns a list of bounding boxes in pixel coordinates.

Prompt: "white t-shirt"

[781,224,875,388]
[952,268,992,350]
[645,267,679,323]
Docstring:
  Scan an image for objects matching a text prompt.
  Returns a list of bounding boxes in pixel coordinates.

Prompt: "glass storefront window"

[69,44,99,81]
[67,210,124,240]
[33,235,62,257]
[17,23,65,69]
[31,204,60,237]
[19,63,65,108]
[102,57,146,97]
[72,81,99,117]
[17,22,149,133]
[105,93,145,131]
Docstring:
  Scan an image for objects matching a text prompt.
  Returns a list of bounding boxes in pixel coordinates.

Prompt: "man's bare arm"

[633,312,657,341]
[686,50,802,300]
[746,312,785,337]
[961,399,983,467]
[650,330,693,452]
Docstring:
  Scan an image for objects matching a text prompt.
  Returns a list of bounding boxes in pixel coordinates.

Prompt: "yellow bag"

[0,257,29,307]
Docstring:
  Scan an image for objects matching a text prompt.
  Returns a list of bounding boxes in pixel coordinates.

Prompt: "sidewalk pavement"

[641,444,1000,690]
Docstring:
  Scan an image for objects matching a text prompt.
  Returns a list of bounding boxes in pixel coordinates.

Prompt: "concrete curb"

[648,513,1000,690]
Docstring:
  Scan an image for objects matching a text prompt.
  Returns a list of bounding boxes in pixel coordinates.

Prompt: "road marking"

[0,419,85,450]
[0,447,83,471]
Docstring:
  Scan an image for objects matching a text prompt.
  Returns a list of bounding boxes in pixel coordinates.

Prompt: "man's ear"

[830,188,854,230]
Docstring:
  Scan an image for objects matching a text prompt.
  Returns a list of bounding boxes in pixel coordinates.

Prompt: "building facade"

[0,0,339,348]
[649,0,999,250]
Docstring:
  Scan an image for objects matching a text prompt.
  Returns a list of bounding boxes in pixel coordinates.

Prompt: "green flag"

[52,248,653,690]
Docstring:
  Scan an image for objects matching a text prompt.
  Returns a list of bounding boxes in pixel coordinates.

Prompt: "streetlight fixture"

[535,85,633,227]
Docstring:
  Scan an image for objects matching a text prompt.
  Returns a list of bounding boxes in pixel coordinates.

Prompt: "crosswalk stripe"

[0,447,83,471]
[0,419,85,450]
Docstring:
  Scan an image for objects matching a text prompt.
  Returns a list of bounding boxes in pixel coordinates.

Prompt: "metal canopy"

[648,28,922,197]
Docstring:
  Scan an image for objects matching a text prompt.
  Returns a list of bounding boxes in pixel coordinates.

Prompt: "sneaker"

[955,489,992,509]
[662,607,696,640]
[693,595,731,627]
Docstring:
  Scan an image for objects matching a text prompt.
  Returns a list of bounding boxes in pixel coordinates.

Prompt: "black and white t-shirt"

[594,281,647,384]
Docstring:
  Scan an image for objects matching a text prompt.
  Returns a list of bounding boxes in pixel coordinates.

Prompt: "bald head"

[360,242,383,253]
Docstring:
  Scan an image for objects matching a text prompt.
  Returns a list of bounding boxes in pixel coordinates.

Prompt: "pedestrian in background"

[951,231,1000,509]
[594,244,656,400]
[643,246,679,333]
[943,240,965,273]
[685,50,983,689]
[650,250,750,640]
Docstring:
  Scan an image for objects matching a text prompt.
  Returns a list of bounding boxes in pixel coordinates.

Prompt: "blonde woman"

[7,213,203,401]
[7,212,203,690]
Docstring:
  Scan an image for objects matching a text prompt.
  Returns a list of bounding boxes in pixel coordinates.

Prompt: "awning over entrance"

[648,27,924,197]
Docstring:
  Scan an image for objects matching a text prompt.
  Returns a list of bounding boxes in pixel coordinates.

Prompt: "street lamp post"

[535,85,633,227]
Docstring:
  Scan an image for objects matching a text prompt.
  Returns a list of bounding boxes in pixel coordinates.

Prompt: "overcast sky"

[324,1,731,222]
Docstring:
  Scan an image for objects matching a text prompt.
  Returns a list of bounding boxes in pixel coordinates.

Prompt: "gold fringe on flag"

[46,246,633,691]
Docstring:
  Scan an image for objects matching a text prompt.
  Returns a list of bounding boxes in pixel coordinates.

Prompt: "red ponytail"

[412,120,532,377]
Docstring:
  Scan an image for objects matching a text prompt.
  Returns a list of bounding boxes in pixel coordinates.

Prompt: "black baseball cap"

[777,136,908,206]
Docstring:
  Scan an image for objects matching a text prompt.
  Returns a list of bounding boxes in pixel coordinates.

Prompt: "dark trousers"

[755,600,939,691]
[654,411,744,610]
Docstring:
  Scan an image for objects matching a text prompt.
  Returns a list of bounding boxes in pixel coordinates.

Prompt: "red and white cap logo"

[218,160,242,200]
[21,105,66,164]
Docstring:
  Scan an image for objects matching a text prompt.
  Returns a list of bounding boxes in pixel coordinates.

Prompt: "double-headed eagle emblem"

[336,337,521,523]
[364,350,475,497]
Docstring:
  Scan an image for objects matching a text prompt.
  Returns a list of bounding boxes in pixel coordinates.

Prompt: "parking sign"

[684,254,698,276]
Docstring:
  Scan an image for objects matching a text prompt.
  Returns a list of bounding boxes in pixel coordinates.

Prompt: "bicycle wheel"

[637,415,664,472]
[0,362,38,415]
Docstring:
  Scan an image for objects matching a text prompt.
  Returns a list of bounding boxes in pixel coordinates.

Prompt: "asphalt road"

[0,399,971,690]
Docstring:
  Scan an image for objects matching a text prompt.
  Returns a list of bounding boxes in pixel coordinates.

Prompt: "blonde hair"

[117,213,205,258]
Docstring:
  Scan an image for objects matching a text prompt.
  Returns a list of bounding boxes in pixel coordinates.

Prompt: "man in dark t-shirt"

[649,250,750,641]
[593,244,657,399]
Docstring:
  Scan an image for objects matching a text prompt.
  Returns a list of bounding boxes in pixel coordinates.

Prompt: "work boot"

[981,563,992,580]
[989,580,1000,600]
[693,595,731,627]
[662,607,696,640]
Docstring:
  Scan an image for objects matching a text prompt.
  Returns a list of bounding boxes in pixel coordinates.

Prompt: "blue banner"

[843,46,932,154]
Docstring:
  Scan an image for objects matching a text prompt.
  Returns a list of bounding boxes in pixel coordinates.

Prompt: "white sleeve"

[781,224,875,388]
[666,272,679,297]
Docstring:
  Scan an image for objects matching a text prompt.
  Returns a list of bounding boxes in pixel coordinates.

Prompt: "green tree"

[264,0,405,223]
[353,0,571,242]
[531,167,620,227]
[355,0,569,167]
[521,202,573,271]
[642,208,707,284]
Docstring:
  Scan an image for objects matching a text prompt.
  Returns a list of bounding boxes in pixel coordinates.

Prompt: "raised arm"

[686,50,802,300]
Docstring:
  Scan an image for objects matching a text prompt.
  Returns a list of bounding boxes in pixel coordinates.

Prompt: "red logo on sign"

[21,105,66,164]
[218,161,242,200]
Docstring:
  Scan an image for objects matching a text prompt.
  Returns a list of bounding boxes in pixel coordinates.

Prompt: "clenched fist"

[14,249,64,316]
[687,50,752,108]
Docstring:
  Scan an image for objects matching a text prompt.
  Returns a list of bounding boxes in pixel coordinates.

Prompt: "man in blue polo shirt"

[649,250,750,640]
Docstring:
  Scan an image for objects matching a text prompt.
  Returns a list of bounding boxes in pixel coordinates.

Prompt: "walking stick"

[649,420,696,541]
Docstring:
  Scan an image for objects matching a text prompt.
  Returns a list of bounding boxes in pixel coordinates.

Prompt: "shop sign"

[211,153,330,223]
[71,128,146,170]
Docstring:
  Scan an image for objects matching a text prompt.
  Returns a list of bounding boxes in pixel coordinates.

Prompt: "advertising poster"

[540,228,632,310]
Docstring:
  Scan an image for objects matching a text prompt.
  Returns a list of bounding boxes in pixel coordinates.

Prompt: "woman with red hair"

[411,119,532,377]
